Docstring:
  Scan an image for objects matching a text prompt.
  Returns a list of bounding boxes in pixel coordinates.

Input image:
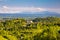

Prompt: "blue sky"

[0,0,60,13]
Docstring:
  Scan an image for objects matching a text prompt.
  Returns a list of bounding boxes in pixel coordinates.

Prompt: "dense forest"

[0,17,60,40]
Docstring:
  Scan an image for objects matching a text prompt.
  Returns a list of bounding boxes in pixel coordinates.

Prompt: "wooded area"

[0,17,60,40]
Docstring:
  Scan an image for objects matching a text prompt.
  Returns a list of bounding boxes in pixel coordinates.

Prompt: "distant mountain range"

[0,11,60,18]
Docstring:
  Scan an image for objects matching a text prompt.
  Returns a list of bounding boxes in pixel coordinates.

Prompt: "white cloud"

[0,6,60,14]
[47,8,60,13]
[0,6,47,13]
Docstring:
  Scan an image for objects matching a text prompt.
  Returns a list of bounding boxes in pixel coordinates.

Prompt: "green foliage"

[0,17,60,40]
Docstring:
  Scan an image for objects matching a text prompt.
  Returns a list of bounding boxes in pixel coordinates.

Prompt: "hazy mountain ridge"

[0,11,60,18]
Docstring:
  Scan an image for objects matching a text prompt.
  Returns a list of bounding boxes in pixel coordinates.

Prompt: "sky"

[0,0,60,13]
